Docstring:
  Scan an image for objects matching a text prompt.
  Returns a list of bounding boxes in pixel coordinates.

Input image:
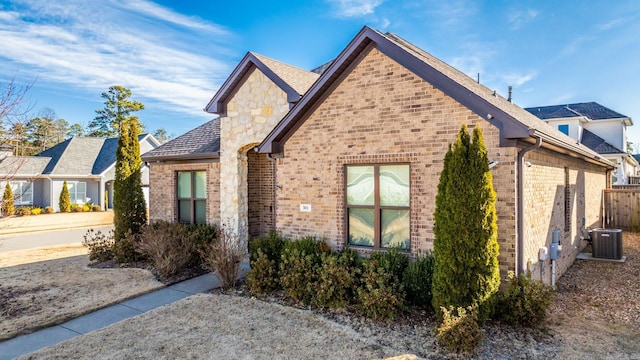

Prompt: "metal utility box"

[591,228,623,260]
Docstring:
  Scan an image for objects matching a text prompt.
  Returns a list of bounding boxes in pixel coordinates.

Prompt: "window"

[558,124,569,135]
[4,181,33,205]
[177,171,206,224]
[67,181,86,204]
[346,164,410,249]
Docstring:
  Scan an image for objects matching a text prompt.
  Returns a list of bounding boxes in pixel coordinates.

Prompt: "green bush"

[247,248,280,294]
[357,258,405,320]
[59,181,70,212]
[82,228,115,262]
[370,248,408,284]
[283,236,330,257]
[2,183,14,216]
[113,229,144,263]
[185,223,217,266]
[496,271,554,327]
[403,252,435,308]
[437,306,483,354]
[44,206,54,214]
[249,230,285,264]
[70,203,78,212]
[134,221,192,276]
[314,249,360,308]
[279,246,320,305]
[432,124,500,323]
[31,207,43,215]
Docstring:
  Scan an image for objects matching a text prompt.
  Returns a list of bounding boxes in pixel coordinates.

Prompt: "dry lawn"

[0,244,163,341]
[12,234,640,359]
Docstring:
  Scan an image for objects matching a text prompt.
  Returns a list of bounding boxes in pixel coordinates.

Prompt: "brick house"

[145,26,615,283]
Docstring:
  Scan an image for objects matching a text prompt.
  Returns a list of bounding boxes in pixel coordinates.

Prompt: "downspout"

[266,153,278,232]
[516,136,542,275]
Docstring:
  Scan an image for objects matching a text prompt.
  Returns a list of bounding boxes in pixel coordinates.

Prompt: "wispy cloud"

[597,18,625,31]
[449,42,496,80]
[0,0,235,117]
[501,71,537,87]
[507,9,539,30]
[430,0,477,26]
[326,0,384,18]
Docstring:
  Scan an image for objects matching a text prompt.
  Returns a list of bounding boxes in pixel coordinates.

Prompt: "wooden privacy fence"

[604,187,640,231]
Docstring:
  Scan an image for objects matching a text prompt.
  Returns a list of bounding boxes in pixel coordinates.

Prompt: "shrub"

[59,181,70,212]
[403,252,435,308]
[247,248,280,294]
[17,207,31,216]
[496,271,554,327]
[82,204,90,212]
[314,249,360,308]
[437,306,483,354]
[2,183,14,216]
[185,223,217,265]
[249,231,285,264]
[91,205,102,212]
[432,124,500,323]
[357,258,405,320]
[114,229,145,263]
[134,221,191,276]
[200,226,244,289]
[283,236,330,257]
[31,207,43,215]
[70,203,78,212]
[44,206,54,214]
[370,248,409,284]
[280,246,320,304]
[82,229,115,262]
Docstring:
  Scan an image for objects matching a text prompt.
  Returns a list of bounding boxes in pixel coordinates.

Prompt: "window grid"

[177,171,206,224]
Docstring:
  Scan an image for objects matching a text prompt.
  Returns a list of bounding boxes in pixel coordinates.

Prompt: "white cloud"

[0,0,234,117]
[507,9,539,30]
[501,71,537,87]
[597,18,625,31]
[326,0,383,18]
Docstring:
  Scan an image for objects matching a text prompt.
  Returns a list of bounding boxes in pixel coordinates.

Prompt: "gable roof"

[581,129,625,155]
[525,102,632,125]
[142,119,221,162]
[204,52,319,115]
[257,26,613,169]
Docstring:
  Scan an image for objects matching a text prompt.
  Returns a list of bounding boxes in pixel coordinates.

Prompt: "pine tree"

[2,183,15,216]
[59,180,70,212]
[113,117,147,262]
[432,124,500,323]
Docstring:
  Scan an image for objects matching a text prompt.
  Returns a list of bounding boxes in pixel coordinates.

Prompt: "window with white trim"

[346,164,410,249]
[4,181,33,205]
[67,181,86,204]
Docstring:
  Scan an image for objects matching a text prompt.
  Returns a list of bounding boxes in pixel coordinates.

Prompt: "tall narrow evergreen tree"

[2,183,14,216]
[432,124,500,322]
[59,180,70,212]
[113,117,147,262]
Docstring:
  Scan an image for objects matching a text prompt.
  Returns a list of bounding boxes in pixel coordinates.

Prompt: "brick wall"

[247,150,275,239]
[523,148,607,282]
[148,161,220,225]
[275,47,519,274]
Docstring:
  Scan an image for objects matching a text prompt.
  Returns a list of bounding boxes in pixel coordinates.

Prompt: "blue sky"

[1,0,639,143]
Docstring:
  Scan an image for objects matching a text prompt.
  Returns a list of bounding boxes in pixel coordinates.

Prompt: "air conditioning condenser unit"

[591,228,623,260]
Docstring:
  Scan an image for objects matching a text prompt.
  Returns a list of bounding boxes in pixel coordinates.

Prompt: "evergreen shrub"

[496,271,554,327]
[403,252,435,308]
[2,183,14,216]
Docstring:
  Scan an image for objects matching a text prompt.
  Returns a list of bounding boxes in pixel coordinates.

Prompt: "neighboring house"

[145,26,615,284]
[0,134,159,211]
[525,102,636,185]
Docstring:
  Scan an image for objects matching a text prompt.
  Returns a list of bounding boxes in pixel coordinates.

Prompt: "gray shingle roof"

[524,102,628,121]
[142,119,220,161]
[0,156,51,176]
[580,129,625,155]
[252,53,320,96]
[41,137,106,175]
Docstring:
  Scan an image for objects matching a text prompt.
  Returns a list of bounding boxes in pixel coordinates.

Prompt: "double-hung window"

[177,171,206,224]
[9,181,33,205]
[346,164,410,249]
[67,182,86,204]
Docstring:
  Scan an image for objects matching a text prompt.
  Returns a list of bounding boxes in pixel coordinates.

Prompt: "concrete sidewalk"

[0,211,113,235]
[0,265,249,360]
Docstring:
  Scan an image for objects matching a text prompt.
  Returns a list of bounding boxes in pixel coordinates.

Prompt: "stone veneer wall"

[247,150,275,239]
[523,148,607,282]
[274,47,520,276]
[220,66,290,245]
[147,161,220,225]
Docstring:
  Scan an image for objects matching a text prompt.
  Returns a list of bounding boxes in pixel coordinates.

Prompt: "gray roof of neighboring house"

[581,129,625,155]
[0,156,52,176]
[633,154,640,163]
[524,102,629,121]
[258,26,614,169]
[142,119,221,161]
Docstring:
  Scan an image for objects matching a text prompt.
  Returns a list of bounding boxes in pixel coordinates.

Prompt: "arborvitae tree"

[432,124,500,323]
[113,117,147,262]
[2,183,14,216]
[59,180,71,212]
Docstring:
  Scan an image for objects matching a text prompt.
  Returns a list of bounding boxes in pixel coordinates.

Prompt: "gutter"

[516,136,542,275]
